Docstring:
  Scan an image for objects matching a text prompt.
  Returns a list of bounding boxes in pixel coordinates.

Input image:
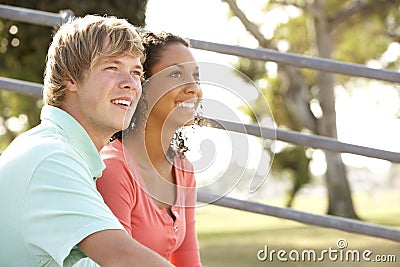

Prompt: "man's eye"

[131,71,144,82]
[106,66,118,71]
[130,70,142,77]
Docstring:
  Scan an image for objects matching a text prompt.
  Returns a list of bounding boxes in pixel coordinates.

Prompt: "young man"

[0,15,173,267]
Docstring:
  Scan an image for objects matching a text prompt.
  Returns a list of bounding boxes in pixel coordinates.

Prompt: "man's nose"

[120,73,141,91]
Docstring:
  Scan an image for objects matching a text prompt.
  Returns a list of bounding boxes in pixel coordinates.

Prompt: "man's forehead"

[96,55,142,67]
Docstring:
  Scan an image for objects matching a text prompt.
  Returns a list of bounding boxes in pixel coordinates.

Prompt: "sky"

[146,0,239,50]
[144,0,400,193]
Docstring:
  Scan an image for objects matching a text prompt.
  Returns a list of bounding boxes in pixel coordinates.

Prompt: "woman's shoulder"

[173,154,194,172]
[100,139,125,160]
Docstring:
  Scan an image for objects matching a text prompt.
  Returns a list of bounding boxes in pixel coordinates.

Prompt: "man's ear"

[65,79,78,92]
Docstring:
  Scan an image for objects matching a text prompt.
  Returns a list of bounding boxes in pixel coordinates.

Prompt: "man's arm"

[78,229,173,267]
[24,151,173,266]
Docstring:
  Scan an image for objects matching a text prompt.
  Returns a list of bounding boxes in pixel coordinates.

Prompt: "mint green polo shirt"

[0,105,124,267]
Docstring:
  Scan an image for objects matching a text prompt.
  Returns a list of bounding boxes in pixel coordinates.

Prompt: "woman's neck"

[124,121,176,172]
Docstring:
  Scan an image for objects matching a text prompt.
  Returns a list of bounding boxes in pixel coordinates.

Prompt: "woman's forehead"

[156,43,196,68]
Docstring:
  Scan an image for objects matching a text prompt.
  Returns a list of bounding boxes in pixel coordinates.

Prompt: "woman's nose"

[184,81,202,98]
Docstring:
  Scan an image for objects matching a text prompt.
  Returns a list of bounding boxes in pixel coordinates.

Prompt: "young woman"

[97,31,202,266]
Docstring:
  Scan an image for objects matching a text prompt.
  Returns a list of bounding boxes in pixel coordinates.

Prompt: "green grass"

[196,190,400,267]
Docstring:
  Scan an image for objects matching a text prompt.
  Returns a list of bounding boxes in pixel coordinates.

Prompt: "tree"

[272,146,312,208]
[0,0,149,150]
[222,0,400,218]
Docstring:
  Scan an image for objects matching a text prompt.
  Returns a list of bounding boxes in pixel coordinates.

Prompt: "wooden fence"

[1,4,399,242]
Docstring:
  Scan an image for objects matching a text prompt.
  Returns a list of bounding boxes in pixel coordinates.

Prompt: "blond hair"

[43,15,144,106]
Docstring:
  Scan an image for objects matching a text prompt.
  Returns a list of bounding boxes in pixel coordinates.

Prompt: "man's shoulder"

[2,124,79,166]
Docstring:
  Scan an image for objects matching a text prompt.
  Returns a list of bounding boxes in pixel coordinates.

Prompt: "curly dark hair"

[112,31,195,159]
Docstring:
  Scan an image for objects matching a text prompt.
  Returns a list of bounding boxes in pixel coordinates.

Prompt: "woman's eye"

[106,66,118,71]
[193,73,200,84]
[170,71,183,78]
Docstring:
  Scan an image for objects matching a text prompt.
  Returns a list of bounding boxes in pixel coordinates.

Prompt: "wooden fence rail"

[197,191,400,242]
[1,4,399,243]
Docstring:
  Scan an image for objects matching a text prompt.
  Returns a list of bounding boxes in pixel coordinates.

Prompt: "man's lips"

[111,99,131,107]
[111,96,135,108]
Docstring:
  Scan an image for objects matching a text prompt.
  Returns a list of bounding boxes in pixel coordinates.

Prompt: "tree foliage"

[0,0,148,150]
[223,0,400,218]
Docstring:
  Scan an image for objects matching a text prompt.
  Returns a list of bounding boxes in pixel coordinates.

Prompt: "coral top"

[97,139,201,266]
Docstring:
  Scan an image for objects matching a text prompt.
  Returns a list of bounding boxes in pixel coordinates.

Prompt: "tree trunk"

[312,0,358,219]
[286,182,301,208]
[222,0,360,218]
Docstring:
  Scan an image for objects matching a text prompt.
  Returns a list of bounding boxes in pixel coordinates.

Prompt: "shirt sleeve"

[96,156,135,236]
[170,159,201,267]
[23,151,124,266]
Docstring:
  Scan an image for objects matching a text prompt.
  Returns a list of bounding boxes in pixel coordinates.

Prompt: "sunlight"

[5,114,27,132]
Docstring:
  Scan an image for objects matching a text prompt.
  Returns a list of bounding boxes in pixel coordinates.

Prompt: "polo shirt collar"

[40,105,105,178]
